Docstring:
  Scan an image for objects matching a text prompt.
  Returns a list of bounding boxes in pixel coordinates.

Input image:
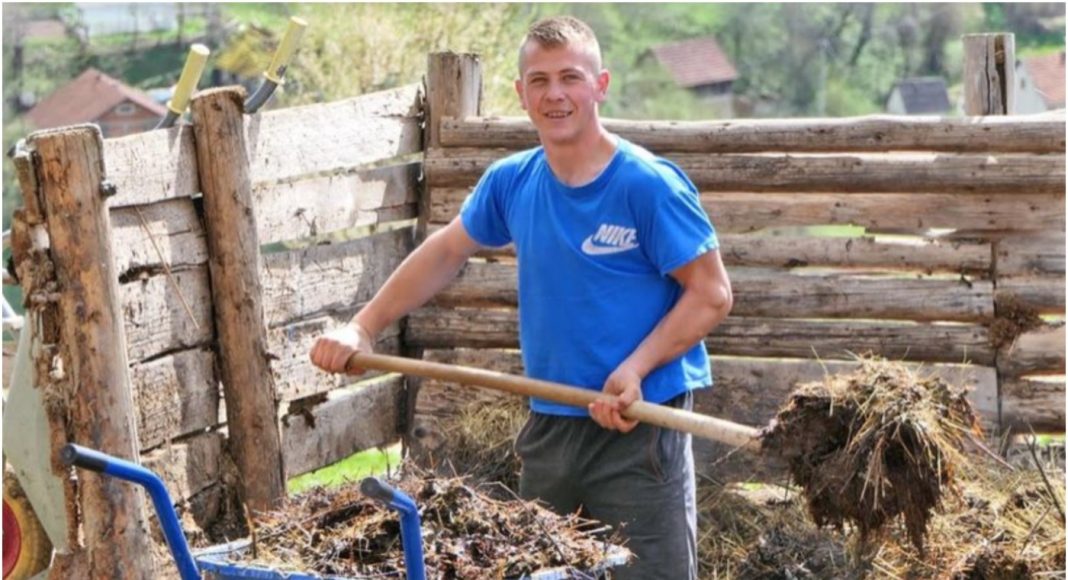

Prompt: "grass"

[287,443,403,495]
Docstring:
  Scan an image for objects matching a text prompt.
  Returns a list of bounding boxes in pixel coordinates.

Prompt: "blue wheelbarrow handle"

[360,477,426,580]
[61,444,202,580]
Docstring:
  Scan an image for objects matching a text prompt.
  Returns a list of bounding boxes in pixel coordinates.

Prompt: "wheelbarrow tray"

[194,538,630,580]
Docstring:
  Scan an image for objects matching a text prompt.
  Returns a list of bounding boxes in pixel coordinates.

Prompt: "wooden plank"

[281,376,404,478]
[120,266,214,362]
[997,276,1066,314]
[405,307,994,365]
[142,431,223,502]
[103,124,199,207]
[434,263,994,322]
[996,232,1065,276]
[254,162,420,244]
[245,84,422,184]
[268,313,403,403]
[430,188,1065,233]
[425,148,1065,194]
[998,324,1066,378]
[440,114,1066,153]
[110,198,208,276]
[1001,376,1065,433]
[262,227,413,327]
[130,348,219,451]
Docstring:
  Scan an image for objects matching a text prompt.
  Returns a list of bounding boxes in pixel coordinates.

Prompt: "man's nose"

[545,80,566,100]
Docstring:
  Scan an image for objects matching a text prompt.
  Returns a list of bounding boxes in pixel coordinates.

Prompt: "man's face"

[515,41,609,146]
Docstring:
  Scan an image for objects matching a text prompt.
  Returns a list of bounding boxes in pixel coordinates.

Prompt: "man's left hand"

[589,365,642,432]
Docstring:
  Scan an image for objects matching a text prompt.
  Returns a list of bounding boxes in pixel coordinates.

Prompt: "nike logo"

[581,224,639,256]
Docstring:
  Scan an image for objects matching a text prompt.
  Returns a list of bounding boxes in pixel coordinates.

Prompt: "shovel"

[347,352,762,452]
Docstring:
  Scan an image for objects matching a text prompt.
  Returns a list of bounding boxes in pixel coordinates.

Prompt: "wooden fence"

[8,49,1064,572]
[407,54,1066,481]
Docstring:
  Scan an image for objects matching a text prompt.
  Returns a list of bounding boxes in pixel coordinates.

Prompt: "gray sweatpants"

[514,392,697,580]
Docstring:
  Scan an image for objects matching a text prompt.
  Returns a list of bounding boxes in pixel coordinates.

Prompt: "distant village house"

[26,68,167,138]
[885,77,952,115]
[649,36,738,117]
[1015,51,1066,113]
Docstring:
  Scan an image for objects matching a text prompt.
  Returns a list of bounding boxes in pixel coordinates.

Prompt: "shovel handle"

[348,352,761,452]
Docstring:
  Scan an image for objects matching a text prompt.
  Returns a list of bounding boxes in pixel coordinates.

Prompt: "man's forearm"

[621,286,731,379]
[353,231,470,338]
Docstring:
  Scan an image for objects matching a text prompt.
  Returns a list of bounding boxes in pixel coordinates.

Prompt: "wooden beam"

[29,124,153,578]
[424,52,481,239]
[103,124,199,207]
[260,227,413,328]
[405,307,995,365]
[281,376,404,478]
[1001,376,1065,433]
[997,277,1066,315]
[998,324,1066,378]
[191,87,285,511]
[426,225,993,273]
[120,266,214,362]
[142,431,223,503]
[268,314,403,403]
[963,33,1016,115]
[245,84,423,184]
[253,162,419,245]
[425,148,1065,194]
[110,198,208,277]
[130,348,219,451]
[996,232,1065,276]
[429,188,1065,233]
[434,263,994,322]
[440,114,1066,153]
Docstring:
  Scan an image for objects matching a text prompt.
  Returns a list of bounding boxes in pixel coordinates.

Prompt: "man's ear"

[596,69,611,103]
[514,78,528,111]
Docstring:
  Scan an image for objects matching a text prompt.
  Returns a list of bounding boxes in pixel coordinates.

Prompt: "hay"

[760,357,981,554]
[696,461,1065,579]
[230,471,628,578]
[431,395,527,494]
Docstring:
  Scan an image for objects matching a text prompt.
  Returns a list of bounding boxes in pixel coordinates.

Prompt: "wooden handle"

[348,352,762,452]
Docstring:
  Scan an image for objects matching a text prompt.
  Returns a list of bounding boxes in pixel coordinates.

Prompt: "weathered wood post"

[190,88,285,511]
[22,125,154,578]
[962,33,1016,115]
[422,52,482,238]
[406,53,483,457]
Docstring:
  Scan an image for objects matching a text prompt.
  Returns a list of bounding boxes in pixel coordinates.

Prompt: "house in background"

[886,77,952,115]
[26,68,167,138]
[1015,51,1066,113]
[650,36,738,117]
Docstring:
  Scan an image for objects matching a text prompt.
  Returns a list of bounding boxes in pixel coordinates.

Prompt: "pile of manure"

[760,357,982,554]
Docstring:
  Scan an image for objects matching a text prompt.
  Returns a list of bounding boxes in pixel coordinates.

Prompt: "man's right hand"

[309,322,375,375]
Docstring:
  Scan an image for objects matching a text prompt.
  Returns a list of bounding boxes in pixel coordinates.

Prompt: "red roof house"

[650,37,738,94]
[1018,51,1066,112]
[26,68,167,137]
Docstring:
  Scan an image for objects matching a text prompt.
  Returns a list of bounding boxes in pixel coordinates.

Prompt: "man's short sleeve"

[640,179,719,277]
[460,163,513,248]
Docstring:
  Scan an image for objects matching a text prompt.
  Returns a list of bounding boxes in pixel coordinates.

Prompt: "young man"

[310,16,732,579]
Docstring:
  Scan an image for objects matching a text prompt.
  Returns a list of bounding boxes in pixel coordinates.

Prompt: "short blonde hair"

[518,16,603,74]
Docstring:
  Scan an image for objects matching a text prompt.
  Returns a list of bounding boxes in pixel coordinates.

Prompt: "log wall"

[410,54,1065,481]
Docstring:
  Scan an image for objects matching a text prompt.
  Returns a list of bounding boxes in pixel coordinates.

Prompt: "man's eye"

[530,78,547,85]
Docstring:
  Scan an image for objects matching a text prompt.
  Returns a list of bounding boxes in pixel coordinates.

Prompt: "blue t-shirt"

[460,137,718,416]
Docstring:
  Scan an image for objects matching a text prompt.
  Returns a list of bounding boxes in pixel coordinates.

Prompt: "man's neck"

[542,126,618,187]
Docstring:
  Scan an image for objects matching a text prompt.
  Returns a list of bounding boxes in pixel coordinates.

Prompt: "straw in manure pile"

[760,357,982,554]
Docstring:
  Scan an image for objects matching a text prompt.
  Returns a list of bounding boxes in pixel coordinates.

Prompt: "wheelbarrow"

[61,444,627,579]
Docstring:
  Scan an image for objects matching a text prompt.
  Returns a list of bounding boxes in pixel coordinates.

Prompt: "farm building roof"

[26,68,167,130]
[1021,51,1066,109]
[889,77,952,114]
[651,36,738,89]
